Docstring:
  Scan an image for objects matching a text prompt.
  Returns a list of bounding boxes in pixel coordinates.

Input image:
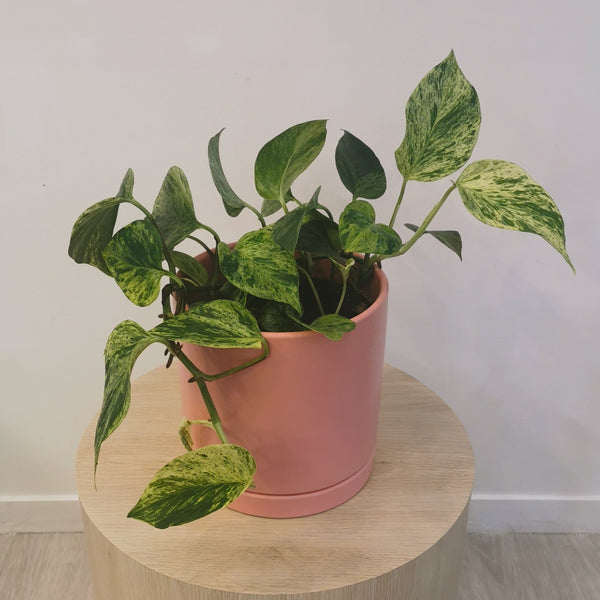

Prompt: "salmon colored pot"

[177,253,388,518]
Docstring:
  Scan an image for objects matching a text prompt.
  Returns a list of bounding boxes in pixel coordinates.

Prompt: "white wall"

[1,0,598,532]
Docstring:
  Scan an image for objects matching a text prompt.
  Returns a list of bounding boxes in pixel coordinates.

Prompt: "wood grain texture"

[4,532,600,600]
[76,364,475,599]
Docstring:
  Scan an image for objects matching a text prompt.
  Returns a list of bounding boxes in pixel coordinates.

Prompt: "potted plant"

[69,51,573,529]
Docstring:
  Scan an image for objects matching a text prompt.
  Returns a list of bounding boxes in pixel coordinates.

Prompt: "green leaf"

[117,168,134,199]
[172,251,209,286]
[102,220,166,306]
[218,229,301,313]
[68,169,134,275]
[339,200,402,255]
[208,129,253,218]
[296,212,342,259]
[152,166,198,248]
[258,302,304,332]
[128,444,256,528]
[395,51,481,182]
[260,188,295,217]
[404,223,462,260]
[335,130,386,200]
[456,160,573,270]
[272,206,307,252]
[255,120,327,203]
[153,300,263,348]
[307,314,356,341]
[95,321,163,475]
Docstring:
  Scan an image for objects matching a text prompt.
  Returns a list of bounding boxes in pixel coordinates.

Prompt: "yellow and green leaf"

[95,321,164,475]
[68,169,135,275]
[218,229,301,313]
[456,160,573,270]
[395,51,481,182]
[339,200,402,255]
[153,300,263,349]
[128,444,256,528]
[255,120,327,205]
[102,220,167,306]
[152,166,199,249]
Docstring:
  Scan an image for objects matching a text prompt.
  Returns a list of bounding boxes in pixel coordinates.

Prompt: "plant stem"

[188,235,214,257]
[169,344,229,445]
[335,273,348,315]
[187,339,269,382]
[298,266,325,316]
[396,183,457,256]
[389,178,408,228]
[247,205,267,227]
[279,191,290,215]
[196,221,221,245]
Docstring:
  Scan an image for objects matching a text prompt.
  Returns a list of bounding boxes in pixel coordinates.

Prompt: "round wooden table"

[76,364,474,600]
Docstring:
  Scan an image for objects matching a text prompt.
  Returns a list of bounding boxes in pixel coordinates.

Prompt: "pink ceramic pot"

[177,255,388,518]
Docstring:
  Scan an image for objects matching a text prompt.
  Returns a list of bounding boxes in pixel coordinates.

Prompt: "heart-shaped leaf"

[395,51,481,182]
[456,160,573,270]
[95,321,163,475]
[255,120,327,204]
[296,212,342,259]
[339,200,402,255]
[307,314,356,341]
[153,300,263,348]
[404,223,462,260]
[335,130,386,200]
[171,251,209,286]
[272,187,322,252]
[102,220,167,306]
[208,129,253,218]
[68,169,134,274]
[128,444,256,528]
[152,166,198,249]
[218,229,301,313]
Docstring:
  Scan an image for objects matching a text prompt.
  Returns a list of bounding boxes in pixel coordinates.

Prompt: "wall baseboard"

[1,494,599,533]
[0,496,82,533]
[468,494,600,533]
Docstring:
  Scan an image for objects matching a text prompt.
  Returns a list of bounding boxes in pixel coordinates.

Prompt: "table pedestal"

[76,364,474,599]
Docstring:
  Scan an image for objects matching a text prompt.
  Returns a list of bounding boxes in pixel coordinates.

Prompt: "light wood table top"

[76,364,474,598]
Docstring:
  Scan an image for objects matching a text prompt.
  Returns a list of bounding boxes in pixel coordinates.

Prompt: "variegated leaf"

[335,130,386,200]
[456,160,573,269]
[404,223,462,260]
[307,314,356,341]
[339,200,402,255]
[68,169,134,275]
[395,51,481,182]
[152,166,198,248]
[128,444,256,528]
[172,251,209,286]
[255,120,327,203]
[95,321,164,475]
[153,300,263,348]
[208,129,253,218]
[102,220,166,306]
[218,229,301,313]
[117,168,134,199]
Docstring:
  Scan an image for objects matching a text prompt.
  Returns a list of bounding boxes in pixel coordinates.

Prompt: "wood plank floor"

[0,532,598,599]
